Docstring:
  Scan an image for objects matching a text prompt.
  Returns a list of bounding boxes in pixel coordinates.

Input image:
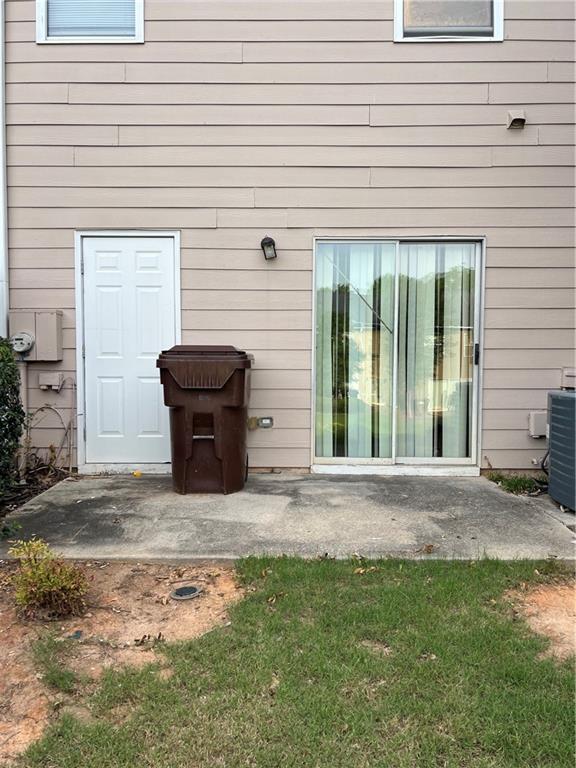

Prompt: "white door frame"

[310,236,485,476]
[74,230,181,474]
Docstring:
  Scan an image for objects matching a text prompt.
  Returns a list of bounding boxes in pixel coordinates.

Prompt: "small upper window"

[394,0,503,41]
[36,0,144,44]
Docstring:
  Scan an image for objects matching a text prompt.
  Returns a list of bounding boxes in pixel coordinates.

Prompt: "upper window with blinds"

[394,0,504,42]
[36,0,144,43]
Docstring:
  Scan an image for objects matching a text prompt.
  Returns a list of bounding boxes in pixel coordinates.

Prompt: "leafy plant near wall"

[0,337,25,497]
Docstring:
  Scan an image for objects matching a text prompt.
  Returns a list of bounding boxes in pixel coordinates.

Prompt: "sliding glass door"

[314,240,479,465]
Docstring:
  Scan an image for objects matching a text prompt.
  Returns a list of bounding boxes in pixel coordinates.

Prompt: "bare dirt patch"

[0,560,242,765]
[359,639,393,656]
[513,581,575,661]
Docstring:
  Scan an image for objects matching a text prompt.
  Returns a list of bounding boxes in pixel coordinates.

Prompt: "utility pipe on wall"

[0,0,8,338]
[17,357,28,473]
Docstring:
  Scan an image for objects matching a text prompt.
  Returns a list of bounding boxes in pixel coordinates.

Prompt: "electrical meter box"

[8,310,63,361]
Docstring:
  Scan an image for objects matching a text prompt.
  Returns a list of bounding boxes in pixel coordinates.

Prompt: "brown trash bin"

[157,345,253,494]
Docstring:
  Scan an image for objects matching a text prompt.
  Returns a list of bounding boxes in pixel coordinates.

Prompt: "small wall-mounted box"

[528,411,548,439]
[38,372,64,392]
[8,310,63,361]
[247,416,274,431]
[561,367,575,390]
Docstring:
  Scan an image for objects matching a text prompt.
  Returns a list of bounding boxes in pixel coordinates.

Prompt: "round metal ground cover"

[170,585,202,601]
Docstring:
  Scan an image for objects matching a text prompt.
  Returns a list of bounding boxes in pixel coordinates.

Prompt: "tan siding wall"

[6,0,575,469]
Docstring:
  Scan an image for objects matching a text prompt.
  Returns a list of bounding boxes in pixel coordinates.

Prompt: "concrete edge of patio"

[1,473,574,563]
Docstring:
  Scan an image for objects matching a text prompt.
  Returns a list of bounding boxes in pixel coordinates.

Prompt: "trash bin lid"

[157,345,252,389]
[159,345,250,359]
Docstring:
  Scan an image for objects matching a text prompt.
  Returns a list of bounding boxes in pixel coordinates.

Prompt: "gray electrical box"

[528,411,547,438]
[8,310,63,361]
[547,390,575,511]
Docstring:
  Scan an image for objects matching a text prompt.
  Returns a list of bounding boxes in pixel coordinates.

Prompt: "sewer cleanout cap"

[170,585,202,601]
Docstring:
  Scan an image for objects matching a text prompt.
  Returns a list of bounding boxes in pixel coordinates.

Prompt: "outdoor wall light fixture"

[261,236,277,260]
[507,109,526,129]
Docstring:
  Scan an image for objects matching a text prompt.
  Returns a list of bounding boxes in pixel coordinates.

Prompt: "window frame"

[36,0,145,44]
[311,236,485,471]
[393,0,504,42]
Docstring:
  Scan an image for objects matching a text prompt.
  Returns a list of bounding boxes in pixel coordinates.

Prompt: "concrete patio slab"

[1,473,574,562]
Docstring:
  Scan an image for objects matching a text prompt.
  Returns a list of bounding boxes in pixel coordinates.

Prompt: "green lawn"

[24,558,574,768]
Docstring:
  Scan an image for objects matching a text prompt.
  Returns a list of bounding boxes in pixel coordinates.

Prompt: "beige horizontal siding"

[9,227,575,251]
[540,125,576,143]
[484,349,575,369]
[485,309,576,329]
[484,288,575,308]
[282,208,572,227]
[484,370,568,389]
[181,310,311,331]
[6,41,244,64]
[8,165,572,188]
[489,83,574,102]
[5,40,574,64]
[369,104,574,126]
[8,247,314,270]
[548,62,576,81]
[485,329,575,348]
[8,124,545,146]
[483,410,543,431]
[485,267,575,287]
[482,431,554,450]
[7,104,372,125]
[254,187,570,208]
[482,450,548,469]
[22,205,576,229]
[182,291,312,311]
[8,166,372,186]
[6,0,574,470]
[7,62,551,85]
[10,186,572,209]
[483,390,560,410]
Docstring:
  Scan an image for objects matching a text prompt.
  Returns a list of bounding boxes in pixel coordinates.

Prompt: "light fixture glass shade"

[261,236,277,260]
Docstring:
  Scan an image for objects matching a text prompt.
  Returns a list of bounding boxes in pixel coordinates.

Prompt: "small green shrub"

[0,338,25,495]
[9,538,88,618]
[487,471,544,495]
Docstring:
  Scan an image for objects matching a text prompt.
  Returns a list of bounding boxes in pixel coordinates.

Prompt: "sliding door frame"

[311,236,485,471]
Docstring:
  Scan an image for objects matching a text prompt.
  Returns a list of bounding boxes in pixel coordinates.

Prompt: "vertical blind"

[47,0,136,37]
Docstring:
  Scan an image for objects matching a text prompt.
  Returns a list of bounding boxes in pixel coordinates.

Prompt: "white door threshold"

[311,465,481,477]
[79,463,172,475]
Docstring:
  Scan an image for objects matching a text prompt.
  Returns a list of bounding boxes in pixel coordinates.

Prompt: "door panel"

[83,236,176,464]
[396,242,476,460]
[315,241,396,459]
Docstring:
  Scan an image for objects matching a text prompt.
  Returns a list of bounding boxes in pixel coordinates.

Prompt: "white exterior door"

[82,236,177,464]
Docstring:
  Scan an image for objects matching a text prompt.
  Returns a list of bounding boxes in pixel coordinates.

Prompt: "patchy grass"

[487,471,546,495]
[31,632,79,694]
[24,558,574,768]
